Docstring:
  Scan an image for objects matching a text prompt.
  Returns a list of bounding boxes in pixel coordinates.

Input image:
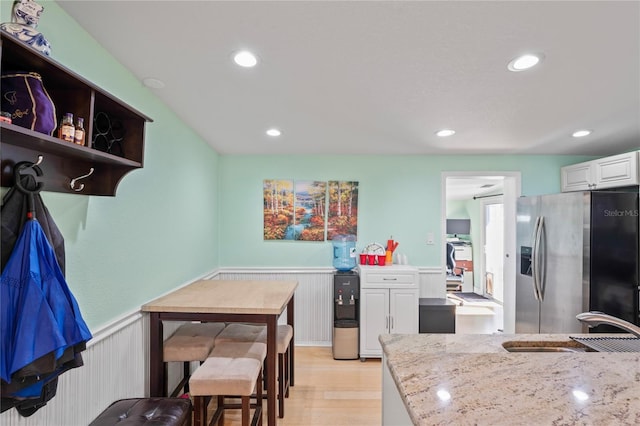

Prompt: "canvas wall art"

[263,179,328,241]
[263,179,294,240]
[264,179,358,241]
[327,180,359,241]
[291,180,326,241]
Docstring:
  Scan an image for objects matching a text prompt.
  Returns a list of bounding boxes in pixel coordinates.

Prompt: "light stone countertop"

[379,333,640,425]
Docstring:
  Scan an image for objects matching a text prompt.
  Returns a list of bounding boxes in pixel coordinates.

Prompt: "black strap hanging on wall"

[1,156,65,274]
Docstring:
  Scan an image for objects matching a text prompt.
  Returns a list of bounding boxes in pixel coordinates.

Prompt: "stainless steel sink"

[502,341,591,353]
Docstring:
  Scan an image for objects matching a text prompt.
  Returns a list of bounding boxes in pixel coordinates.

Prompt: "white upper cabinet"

[561,151,639,192]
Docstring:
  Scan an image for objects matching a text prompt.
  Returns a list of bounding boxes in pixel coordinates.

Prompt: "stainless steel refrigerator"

[516,191,639,333]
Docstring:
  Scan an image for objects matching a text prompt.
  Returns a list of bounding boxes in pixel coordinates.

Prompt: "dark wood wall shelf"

[1,32,152,196]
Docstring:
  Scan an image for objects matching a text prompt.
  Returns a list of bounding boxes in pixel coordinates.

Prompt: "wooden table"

[141,279,298,426]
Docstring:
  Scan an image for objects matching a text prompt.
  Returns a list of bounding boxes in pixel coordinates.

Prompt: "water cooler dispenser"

[333,271,359,360]
[332,234,357,271]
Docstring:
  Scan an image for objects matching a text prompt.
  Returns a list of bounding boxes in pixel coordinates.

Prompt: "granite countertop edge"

[380,333,640,426]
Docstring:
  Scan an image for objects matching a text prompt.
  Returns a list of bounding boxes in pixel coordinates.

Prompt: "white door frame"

[441,171,521,333]
[480,195,504,300]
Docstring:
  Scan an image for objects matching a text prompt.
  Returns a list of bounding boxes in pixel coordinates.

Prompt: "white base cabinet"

[382,354,412,426]
[358,265,419,360]
[561,151,639,192]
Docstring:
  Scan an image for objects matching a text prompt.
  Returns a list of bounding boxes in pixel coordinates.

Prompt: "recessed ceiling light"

[572,129,592,138]
[142,77,165,89]
[233,50,258,67]
[507,53,544,72]
[436,129,456,137]
[266,128,281,137]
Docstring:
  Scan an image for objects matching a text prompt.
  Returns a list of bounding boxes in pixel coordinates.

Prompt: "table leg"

[149,312,164,397]
[287,296,295,386]
[266,316,277,426]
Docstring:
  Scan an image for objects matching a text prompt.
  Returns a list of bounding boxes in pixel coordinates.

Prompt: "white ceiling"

[58,1,640,156]
[446,176,504,201]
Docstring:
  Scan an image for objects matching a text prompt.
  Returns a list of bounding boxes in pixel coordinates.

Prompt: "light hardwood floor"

[204,346,382,425]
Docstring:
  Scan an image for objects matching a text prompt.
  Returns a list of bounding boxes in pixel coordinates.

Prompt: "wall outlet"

[426,232,434,245]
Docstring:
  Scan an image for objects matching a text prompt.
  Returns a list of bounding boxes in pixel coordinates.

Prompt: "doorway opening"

[442,172,520,333]
[482,200,504,302]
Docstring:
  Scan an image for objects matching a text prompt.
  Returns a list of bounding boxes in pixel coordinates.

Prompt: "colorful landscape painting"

[291,180,327,241]
[263,179,294,240]
[327,181,359,240]
[264,179,327,241]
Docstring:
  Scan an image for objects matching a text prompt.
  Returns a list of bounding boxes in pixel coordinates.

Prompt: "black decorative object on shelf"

[92,111,125,157]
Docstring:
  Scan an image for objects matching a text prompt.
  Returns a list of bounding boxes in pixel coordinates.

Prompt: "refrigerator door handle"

[531,216,540,301]
[532,216,543,302]
[538,216,546,300]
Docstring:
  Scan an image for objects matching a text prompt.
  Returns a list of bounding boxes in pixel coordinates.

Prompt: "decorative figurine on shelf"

[0,0,51,56]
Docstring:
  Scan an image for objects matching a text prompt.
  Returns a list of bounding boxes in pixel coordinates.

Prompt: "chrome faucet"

[576,311,640,338]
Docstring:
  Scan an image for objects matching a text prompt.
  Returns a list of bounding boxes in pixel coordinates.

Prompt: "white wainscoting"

[1,311,148,426]
[218,267,444,344]
[217,268,335,346]
[1,267,439,424]
[418,266,446,298]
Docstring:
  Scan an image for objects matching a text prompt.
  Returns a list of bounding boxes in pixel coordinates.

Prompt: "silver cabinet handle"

[391,316,394,331]
[386,316,389,330]
[383,277,398,281]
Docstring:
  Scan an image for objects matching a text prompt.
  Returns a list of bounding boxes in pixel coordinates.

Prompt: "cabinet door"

[389,289,418,334]
[561,162,593,192]
[360,289,389,357]
[593,151,639,189]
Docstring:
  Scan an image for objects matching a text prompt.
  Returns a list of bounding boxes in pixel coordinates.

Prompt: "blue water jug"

[332,234,357,271]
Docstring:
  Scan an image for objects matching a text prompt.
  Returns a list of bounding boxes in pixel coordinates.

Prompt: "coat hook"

[13,155,45,194]
[20,155,44,173]
[70,167,94,192]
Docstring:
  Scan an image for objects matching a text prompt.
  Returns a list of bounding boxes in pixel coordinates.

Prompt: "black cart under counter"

[418,298,456,334]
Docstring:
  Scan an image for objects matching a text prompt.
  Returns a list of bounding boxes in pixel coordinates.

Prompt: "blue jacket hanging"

[1,163,91,417]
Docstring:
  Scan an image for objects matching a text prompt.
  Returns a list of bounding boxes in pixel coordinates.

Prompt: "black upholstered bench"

[89,398,192,426]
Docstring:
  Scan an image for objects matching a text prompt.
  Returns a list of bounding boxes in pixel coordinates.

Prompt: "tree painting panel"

[327,181,359,240]
[263,179,294,240]
[291,180,327,241]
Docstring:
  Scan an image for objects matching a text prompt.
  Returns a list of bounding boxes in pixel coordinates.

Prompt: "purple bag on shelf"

[1,71,56,136]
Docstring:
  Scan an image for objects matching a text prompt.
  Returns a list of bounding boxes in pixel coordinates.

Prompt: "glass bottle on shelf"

[74,117,85,146]
[58,112,75,142]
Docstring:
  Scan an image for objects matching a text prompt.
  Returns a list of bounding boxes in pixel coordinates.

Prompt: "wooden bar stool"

[189,342,266,426]
[215,323,293,418]
[163,322,226,397]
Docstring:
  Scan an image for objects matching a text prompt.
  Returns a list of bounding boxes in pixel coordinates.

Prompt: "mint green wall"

[218,155,592,268]
[1,1,220,329]
[1,2,598,330]
[446,200,469,219]
[464,200,480,248]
